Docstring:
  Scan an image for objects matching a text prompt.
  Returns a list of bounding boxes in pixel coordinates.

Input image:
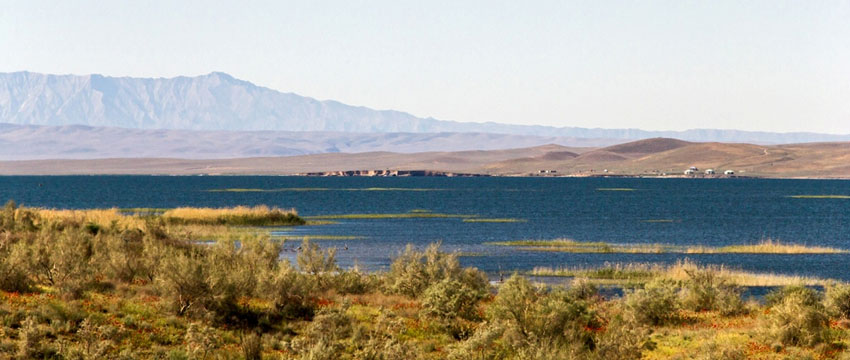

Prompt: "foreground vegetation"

[4,201,850,359]
[490,238,848,254]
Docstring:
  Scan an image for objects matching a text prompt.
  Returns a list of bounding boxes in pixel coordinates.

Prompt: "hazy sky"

[2,1,849,134]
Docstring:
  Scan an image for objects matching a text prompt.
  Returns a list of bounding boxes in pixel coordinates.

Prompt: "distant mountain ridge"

[2,71,849,144]
[0,123,612,160]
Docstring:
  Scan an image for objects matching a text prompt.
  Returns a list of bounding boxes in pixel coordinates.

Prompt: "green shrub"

[330,266,380,295]
[826,283,850,319]
[11,226,95,298]
[385,243,487,299]
[680,269,744,316]
[761,289,831,347]
[623,278,681,326]
[259,260,318,319]
[765,285,822,308]
[297,239,338,289]
[421,278,486,321]
[485,274,598,354]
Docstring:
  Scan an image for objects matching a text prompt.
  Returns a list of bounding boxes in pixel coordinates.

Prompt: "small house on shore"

[684,169,695,175]
[724,170,735,175]
[705,169,715,175]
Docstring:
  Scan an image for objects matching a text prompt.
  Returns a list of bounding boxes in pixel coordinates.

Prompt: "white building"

[705,169,715,175]
[724,170,735,175]
[684,169,695,175]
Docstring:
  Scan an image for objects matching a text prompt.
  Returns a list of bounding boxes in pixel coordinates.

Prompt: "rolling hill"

[2,138,848,178]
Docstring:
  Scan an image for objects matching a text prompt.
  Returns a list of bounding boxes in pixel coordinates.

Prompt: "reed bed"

[35,208,145,228]
[162,206,305,226]
[492,238,847,254]
[531,260,830,287]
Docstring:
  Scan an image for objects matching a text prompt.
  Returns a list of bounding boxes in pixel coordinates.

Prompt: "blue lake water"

[2,176,849,281]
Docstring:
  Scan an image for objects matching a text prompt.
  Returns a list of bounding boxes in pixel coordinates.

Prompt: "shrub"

[623,278,681,326]
[297,239,338,289]
[156,251,213,316]
[241,331,263,360]
[761,289,831,347]
[259,260,317,319]
[11,225,95,298]
[385,243,487,299]
[421,278,487,321]
[485,274,598,353]
[330,266,380,295]
[826,283,850,319]
[680,269,744,316]
[765,285,822,307]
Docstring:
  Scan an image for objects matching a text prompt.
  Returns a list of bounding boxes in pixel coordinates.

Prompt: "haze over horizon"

[2,1,849,134]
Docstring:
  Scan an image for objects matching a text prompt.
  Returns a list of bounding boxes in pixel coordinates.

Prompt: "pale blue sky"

[2,1,849,133]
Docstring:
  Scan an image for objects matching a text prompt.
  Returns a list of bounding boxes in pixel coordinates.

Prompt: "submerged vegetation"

[4,200,850,358]
[491,238,848,254]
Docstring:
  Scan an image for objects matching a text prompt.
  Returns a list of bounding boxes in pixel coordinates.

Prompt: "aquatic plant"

[162,206,305,226]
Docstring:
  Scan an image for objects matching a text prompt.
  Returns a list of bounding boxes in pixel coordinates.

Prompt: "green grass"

[788,195,850,199]
[490,238,847,254]
[462,218,526,223]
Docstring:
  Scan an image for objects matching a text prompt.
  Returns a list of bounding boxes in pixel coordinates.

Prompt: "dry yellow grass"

[35,208,144,228]
[162,206,303,226]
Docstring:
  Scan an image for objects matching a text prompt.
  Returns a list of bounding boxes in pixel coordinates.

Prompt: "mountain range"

[3,71,849,146]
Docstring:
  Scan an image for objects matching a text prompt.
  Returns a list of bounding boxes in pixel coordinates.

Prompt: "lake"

[2,176,849,282]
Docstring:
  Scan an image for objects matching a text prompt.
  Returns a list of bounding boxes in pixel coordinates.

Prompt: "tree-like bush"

[680,269,744,316]
[484,274,599,355]
[825,284,850,319]
[384,243,487,299]
[761,288,831,347]
[421,278,486,321]
[622,278,681,326]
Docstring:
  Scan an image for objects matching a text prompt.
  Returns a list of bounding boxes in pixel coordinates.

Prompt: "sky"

[2,0,849,134]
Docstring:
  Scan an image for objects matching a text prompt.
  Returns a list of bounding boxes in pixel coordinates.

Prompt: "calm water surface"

[2,176,848,281]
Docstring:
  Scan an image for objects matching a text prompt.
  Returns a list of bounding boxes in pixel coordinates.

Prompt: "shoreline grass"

[306,212,477,220]
[530,260,830,287]
[462,218,526,223]
[489,238,847,254]
[788,195,850,199]
[207,187,446,192]
[162,206,305,226]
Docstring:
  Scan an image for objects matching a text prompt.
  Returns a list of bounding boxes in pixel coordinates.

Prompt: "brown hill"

[1,139,848,178]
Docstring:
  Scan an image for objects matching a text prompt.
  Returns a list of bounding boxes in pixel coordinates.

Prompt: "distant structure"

[689,166,699,171]
[705,169,715,175]
[684,169,695,175]
[724,170,735,175]
[538,170,557,174]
